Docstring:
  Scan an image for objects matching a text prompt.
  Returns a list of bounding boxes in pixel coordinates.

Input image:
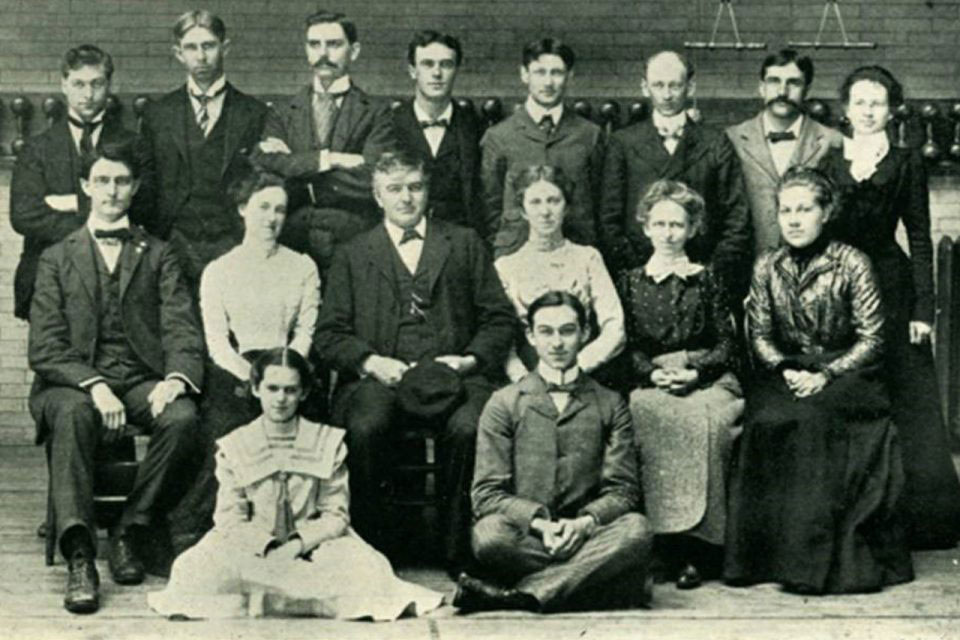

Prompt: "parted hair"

[512,164,575,209]
[776,166,836,212]
[250,347,315,394]
[372,148,431,182]
[173,10,227,42]
[61,44,113,80]
[522,37,575,70]
[636,179,706,237]
[527,290,588,330]
[80,140,141,181]
[407,30,463,66]
[227,169,287,208]
[305,10,358,44]
[840,65,904,107]
[760,48,814,86]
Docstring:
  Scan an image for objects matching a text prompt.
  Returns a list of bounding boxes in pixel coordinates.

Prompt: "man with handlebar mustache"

[726,49,841,254]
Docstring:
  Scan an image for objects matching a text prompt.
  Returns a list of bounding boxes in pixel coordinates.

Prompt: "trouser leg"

[471,513,554,583]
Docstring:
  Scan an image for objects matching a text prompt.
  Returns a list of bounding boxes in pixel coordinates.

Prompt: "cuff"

[79,376,107,391]
[166,372,200,395]
[505,499,550,534]
[318,148,330,173]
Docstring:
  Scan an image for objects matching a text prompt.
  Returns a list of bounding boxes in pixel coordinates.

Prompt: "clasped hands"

[89,378,186,442]
[257,137,364,169]
[361,354,477,387]
[530,516,596,561]
[782,368,829,398]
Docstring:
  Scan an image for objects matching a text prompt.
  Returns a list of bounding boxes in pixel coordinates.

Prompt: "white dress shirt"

[652,110,687,155]
[525,97,564,130]
[763,113,804,177]
[187,75,227,136]
[413,100,453,157]
[67,107,104,153]
[87,216,130,273]
[537,361,581,413]
[385,217,428,274]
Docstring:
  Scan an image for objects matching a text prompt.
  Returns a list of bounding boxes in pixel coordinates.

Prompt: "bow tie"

[399,228,422,245]
[657,126,684,141]
[93,228,131,242]
[419,118,449,129]
[546,381,578,394]
[767,131,797,143]
[191,85,227,104]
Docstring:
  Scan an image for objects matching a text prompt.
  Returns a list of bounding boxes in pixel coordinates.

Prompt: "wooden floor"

[3,444,960,640]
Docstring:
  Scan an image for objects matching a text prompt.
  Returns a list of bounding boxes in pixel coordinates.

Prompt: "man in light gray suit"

[726,49,841,253]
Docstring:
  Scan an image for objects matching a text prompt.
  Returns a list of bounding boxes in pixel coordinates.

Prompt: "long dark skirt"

[724,364,914,594]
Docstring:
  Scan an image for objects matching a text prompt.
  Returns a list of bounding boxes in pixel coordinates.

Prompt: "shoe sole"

[64,597,99,614]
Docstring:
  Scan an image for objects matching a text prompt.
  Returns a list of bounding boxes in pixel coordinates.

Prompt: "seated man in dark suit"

[315,149,515,576]
[10,44,153,320]
[28,142,204,614]
[392,30,485,238]
[456,291,652,613]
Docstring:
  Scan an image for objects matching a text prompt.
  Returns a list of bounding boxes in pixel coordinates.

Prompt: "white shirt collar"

[763,112,804,139]
[87,215,130,236]
[525,97,563,127]
[537,360,580,386]
[187,74,226,99]
[67,107,104,126]
[413,100,453,125]
[644,253,704,283]
[384,216,428,246]
[652,110,687,134]
[843,130,890,182]
[313,74,351,96]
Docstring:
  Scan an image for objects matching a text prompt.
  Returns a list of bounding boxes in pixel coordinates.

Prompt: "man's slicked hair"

[527,290,588,330]
[305,10,358,44]
[61,44,114,80]
[522,37,575,70]
[760,48,814,87]
[173,9,227,43]
[80,140,141,181]
[372,148,431,183]
[407,30,463,67]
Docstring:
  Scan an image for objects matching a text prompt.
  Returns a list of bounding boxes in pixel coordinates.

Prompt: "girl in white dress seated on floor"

[148,348,443,620]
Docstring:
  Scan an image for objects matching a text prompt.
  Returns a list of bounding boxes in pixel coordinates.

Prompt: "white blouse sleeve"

[289,257,321,359]
[577,248,626,373]
[200,262,252,381]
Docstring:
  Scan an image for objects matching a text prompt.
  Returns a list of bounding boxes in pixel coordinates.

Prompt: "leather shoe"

[108,535,145,585]
[452,573,539,613]
[64,552,100,614]
[676,563,702,590]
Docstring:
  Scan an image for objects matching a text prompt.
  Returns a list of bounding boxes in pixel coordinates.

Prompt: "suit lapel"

[400,102,435,158]
[434,109,459,160]
[367,226,399,302]
[66,229,98,305]
[735,114,779,182]
[220,84,245,177]
[418,220,452,295]
[631,120,673,173]
[515,108,550,145]
[791,117,827,167]
[670,120,712,177]
[119,227,148,301]
[166,86,190,162]
[330,87,364,152]
[291,86,317,149]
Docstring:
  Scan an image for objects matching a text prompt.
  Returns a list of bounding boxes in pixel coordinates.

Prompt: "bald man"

[600,51,751,298]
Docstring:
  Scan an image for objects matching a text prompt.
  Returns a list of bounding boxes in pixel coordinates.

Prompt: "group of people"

[11,6,960,621]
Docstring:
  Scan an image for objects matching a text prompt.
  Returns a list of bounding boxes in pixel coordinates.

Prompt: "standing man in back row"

[141,9,270,290]
[253,10,397,275]
[481,38,604,257]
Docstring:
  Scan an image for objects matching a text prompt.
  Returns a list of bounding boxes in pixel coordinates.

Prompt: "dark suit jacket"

[252,84,397,225]
[315,219,515,380]
[392,99,484,237]
[726,113,841,254]
[472,372,639,528]
[28,224,205,441]
[480,107,604,257]
[9,117,154,319]
[140,83,269,239]
[600,118,752,290]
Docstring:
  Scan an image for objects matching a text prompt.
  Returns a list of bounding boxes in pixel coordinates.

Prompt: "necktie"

[272,471,296,544]
[192,86,226,136]
[93,228,131,242]
[538,115,555,137]
[657,126,684,142]
[767,131,797,143]
[419,118,449,129]
[546,381,578,393]
[67,116,99,158]
[400,228,422,245]
[312,90,347,149]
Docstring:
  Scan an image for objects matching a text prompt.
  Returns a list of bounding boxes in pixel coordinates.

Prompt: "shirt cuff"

[79,376,107,391]
[165,373,200,395]
[318,148,330,172]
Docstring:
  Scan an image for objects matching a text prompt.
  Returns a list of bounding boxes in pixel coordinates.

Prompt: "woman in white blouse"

[494,165,625,382]
[169,170,321,553]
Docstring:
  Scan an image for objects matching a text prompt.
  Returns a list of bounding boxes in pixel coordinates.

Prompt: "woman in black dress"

[725,167,914,594]
[819,65,960,550]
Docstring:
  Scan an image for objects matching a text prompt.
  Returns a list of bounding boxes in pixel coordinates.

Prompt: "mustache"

[765,96,804,112]
[312,58,339,69]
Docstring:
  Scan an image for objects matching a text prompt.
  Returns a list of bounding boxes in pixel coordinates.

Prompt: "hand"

[147,379,186,419]
[666,368,699,396]
[362,354,411,387]
[530,518,562,555]
[782,368,803,392]
[550,516,594,561]
[258,137,291,154]
[328,152,365,169]
[269,538,304,562]
[792,371,829,398]
[909,321,933,346]
[44,194,79,212]
[90,383,125,443]
[434,354,478,375]
[650,368,673,389]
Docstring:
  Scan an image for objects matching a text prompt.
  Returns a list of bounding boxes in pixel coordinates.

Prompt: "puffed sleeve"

[577,247,626,373]
[615,269,656,384]
[686,267,736,383]
[820,249,884,378]
[289,256,321,359]
[746,252,787,370]
[212,446,277,556]
[200,260,251,381]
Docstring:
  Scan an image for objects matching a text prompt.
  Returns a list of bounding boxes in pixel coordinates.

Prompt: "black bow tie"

[399,228,422,245]
[419,118,449,129]
[767,131,797,143]
[94,228,131,242]
[546,381,578,393]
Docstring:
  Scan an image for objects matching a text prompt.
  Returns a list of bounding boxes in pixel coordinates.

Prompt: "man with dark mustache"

[726,49,841,253]
[252,10,397,276]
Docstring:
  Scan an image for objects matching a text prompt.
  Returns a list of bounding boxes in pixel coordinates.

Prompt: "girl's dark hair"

[512,164,575,209]
[250,347,315,393]
[226,169,287,208]
[776,165,836,212]
[839,65,904,107]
